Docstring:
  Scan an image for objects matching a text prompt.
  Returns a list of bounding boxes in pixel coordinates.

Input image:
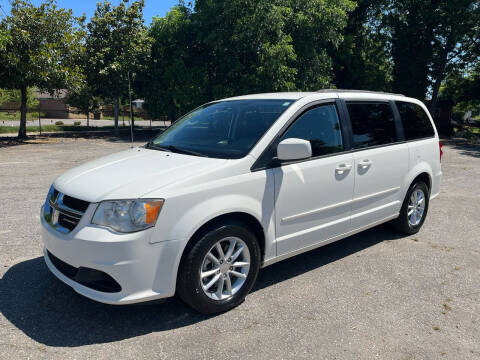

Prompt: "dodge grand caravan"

[41,90,442,313]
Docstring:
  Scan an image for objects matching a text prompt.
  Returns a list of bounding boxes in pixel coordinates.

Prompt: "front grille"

[63,194,89,212]
[47,250,122,293]
[44,187,90,233]
[58,213,80,231]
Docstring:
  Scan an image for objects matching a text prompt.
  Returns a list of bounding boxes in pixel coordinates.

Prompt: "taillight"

[439,141,443,162]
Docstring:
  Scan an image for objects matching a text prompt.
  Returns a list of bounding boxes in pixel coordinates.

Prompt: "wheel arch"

[178,212,266,270]
[404,162,433,198]
[411,172,431,191]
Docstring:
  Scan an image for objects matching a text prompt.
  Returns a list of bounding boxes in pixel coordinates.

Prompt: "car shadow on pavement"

[0,224,405,347]
[444,138,480,158]
[0,128,163,148]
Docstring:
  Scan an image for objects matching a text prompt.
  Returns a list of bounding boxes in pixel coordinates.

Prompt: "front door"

[273,103,355,256]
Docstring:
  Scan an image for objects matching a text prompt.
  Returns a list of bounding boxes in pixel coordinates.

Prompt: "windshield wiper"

[145,142,208,157]
[164,145,209,157]
[145,142,170,151]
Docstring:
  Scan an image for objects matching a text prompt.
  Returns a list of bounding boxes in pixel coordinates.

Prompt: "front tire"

[176,221,261,314]
[392,181,430,234]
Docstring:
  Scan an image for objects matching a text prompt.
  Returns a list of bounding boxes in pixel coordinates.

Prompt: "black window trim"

[251,99,351,171]
[250,98,433,172]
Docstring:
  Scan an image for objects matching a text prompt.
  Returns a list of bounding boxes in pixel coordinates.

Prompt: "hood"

[53,147,227,202]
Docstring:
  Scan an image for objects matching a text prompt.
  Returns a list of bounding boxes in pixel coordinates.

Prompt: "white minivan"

[41,90,442,313]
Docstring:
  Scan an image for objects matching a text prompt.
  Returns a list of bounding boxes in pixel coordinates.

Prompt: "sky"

[0,0,179,25]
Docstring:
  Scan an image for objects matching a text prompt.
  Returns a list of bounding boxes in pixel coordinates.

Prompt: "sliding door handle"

[358,159,372,169]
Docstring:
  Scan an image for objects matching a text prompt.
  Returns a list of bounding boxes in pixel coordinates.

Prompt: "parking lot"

[0,136,479,359]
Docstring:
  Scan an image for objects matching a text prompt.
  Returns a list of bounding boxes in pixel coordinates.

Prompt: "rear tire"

[176,220,261,314]
[392,181,430,234]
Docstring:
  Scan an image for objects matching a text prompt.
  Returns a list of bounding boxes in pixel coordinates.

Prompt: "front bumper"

[40,205,184,304]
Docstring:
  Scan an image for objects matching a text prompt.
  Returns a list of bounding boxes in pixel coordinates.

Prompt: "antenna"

[127,70,134,148]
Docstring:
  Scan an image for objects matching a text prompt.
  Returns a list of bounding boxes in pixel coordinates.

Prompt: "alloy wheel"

[200,236,250,301]
[407,189,426,226]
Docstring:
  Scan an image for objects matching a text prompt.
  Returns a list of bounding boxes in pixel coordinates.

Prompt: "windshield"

[148,99,294,159]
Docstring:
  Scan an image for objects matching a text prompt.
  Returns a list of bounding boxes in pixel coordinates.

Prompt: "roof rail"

[316,89,405,97]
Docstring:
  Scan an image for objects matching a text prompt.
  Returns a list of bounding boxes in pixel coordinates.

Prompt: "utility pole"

[128,70,134,148]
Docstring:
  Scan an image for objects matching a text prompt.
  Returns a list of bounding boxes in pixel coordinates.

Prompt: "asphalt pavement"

[0,136,479,359]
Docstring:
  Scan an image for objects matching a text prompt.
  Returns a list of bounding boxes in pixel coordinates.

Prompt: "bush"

[73,121,81,126]
[55,121,64,125]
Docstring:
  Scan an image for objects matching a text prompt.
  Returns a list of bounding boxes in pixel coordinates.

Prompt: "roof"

[222,92,316,101]
[34,89,68,100]
[316,89,405,97]
[221,89,407,102]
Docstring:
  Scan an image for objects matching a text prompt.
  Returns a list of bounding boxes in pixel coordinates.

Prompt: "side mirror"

[276,138,312,161]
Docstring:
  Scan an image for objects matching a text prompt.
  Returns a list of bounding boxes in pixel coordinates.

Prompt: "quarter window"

[396,101,435,140]
[347,102,397,149]
[280,104,343,157]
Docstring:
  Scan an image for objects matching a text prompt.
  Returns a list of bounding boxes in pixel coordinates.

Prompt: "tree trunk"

[86,112,89,127]
[430,53,449,117]
[430,73,443,118]
[114,98,120,135]
[18,86,28,139]
[430,36,455,118]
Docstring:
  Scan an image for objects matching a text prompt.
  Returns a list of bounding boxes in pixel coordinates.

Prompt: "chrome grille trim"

[49,194,84,218]
[44,187,89,234]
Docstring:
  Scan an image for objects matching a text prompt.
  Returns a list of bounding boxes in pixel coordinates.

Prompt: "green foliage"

[139,0,355,120]
[1,0,478,133]
[66,84,101,120]
[0,0,85,138]
[440,65,480,115]
[0,26,9,51]
[83,0,151,133]
[0,89,10,106]
[332,0,392,91]
[85,0,151,101]
[0,0,85,93]
[386,0,480,102]
[0,88,39,108]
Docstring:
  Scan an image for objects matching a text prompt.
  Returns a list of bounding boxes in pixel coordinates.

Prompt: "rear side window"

[396,101,435,140]
[346,102,397,149]
[280,104,343,157]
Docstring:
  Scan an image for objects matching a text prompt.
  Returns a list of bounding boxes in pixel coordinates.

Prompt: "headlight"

[92,199,164,233]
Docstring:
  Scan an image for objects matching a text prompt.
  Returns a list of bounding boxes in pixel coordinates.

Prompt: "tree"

[0,0,84,139]
[386,0,480,107]
[140,0,355,120]
[428,1,480,115]
[85,0,151,134]
[66,84,101,127]
[284,0,356,90]
[332,0,392,91]
[440,65,480,109]
[139,5,203,121]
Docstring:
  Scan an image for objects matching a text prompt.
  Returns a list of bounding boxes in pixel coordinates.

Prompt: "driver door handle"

[335,163,352,174]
